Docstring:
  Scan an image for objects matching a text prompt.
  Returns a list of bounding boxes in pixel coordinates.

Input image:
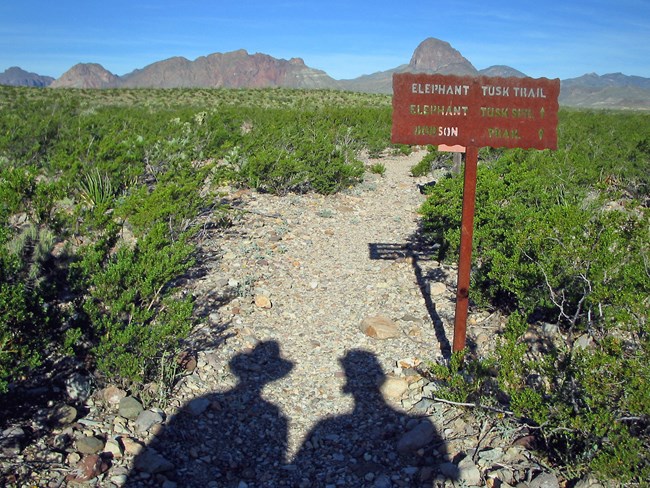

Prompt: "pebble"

[134,409,164,433]
[75,435,105,455]
[121,437,145,456]
[111,474,128,486]
[254,294,273,309]
[118,396,144,420]
[104,437,124,459]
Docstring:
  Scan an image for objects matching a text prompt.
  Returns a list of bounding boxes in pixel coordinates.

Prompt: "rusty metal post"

[453,146,479,352]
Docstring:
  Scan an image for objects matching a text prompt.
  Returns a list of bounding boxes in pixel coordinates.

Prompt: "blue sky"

[1,0,649,80]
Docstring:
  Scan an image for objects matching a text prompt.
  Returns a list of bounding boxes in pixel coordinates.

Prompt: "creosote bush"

[71,223,195,383]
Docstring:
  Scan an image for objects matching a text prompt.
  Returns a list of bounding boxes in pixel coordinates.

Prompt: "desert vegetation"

[420,110,649,483]
[0,85,648,484]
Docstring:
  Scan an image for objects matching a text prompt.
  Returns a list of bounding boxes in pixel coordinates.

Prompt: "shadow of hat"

[340,349,386,392]
[229,340,293,383]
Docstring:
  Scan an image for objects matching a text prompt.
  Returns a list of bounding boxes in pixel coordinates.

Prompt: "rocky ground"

[0,150,605,487]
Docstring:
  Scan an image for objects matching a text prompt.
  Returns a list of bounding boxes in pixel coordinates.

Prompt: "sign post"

[391,73,559,352]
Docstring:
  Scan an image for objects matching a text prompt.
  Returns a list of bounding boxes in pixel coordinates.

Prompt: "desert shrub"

[236,109,364,194]
[117,168,209,235]
[421,110,650,483]
[71,223,195,384]
[0,217,62,393]
[410,145,453,177]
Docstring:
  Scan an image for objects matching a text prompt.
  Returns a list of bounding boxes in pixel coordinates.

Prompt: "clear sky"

[1,0,649,81]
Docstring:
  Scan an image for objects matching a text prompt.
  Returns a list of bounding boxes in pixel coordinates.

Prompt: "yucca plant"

[78,168,114,209]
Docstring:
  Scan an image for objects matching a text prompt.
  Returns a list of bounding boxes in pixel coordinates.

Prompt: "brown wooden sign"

[391,73,559,353]
[392,73,560,150]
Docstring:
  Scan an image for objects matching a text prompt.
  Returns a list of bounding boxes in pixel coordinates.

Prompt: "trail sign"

[392,73,559,150]
[391,73,559,353]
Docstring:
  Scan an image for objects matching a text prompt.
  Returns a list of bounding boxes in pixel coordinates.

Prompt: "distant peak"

[408,37,477,75]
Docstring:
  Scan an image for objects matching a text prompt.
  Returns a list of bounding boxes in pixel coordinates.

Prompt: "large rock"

[186,397,211,416]
[101,385,127,406]
[457,455,482,486]
[360,315,400,339]
[49,404,78,427]
[66,454,111,482]
[429,282,447,296]
[65,372,93,402]
[380,376,409,400]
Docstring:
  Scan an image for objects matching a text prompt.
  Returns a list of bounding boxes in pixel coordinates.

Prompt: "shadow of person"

[125,340,293,487]
[289,350,448,487]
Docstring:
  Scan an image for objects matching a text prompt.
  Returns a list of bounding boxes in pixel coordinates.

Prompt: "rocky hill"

[339,38,478,93]
[0,67,53,87]
[120,49,337,89]
[50,63,120,89]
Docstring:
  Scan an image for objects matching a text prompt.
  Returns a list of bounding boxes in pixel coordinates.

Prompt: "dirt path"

[187,150,457,440]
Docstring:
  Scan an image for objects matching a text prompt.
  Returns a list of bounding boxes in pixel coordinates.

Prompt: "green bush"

[72,223,195,384]
[0,221,58,392]
[235,109,365,194]
[410,145,452,177]
[420,110,650,483]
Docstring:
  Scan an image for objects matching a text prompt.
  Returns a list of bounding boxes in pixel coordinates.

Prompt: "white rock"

[104,438,123,459]
[360,315,400,339]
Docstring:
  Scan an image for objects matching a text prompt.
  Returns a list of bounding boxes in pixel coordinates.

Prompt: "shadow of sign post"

[368,240,451,357]
[392,73,559,352]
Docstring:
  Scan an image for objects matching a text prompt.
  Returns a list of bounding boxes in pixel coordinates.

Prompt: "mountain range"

[2,38,649,109]
[0,66,54,87]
